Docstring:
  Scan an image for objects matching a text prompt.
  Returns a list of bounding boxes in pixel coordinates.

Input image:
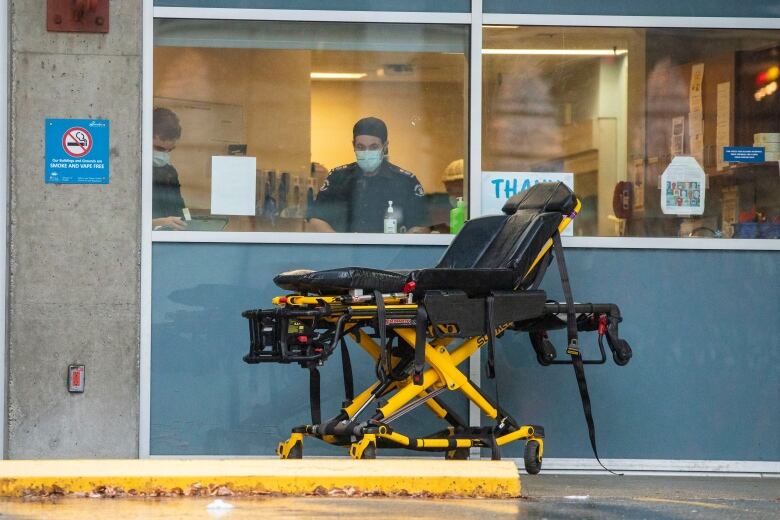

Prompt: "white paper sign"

[660,156,705,216]
[482,171,575,235]
[210,156,257,216]
[716,81,731,171]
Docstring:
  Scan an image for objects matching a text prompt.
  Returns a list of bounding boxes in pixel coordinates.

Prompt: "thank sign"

[481,171,575,236]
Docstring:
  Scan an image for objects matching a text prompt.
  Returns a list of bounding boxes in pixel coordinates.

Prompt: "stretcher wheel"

[287,440,303,459]
[445,448,470,460]
[612,339,632,366]
[523,440,542,474]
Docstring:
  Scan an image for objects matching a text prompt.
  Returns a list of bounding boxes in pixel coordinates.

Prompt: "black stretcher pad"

[273,182,575,295]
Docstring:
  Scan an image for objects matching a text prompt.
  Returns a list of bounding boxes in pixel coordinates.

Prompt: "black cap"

[352,117,388,142]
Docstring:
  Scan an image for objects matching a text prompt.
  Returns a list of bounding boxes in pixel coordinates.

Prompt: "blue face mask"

[355,149,384,173]
[153,150,171,168]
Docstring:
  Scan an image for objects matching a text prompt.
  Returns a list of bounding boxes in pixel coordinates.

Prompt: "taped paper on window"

[660,156,705,216]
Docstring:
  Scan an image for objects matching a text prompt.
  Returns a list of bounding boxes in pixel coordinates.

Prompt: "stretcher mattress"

[274,267,409,294]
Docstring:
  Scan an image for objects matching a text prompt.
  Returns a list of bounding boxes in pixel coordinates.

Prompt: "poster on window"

[660,156,706,215]
[482,172,575,235]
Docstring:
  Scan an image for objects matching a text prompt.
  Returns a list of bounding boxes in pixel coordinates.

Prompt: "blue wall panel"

[150,243,453,455]
[485,248,780,461]
[152,243,779,461]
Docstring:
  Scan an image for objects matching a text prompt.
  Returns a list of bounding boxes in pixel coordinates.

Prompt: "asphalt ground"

[0,474,778,519]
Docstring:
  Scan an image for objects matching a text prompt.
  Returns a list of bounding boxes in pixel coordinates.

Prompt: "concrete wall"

[6,1,142,458]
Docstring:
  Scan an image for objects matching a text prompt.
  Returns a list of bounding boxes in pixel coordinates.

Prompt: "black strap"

[373,290,389,379]
[552,232,578,354]
[485,295,497,379]
[309,366,321,425]
[552,232,620,476]
[413,304,428,385]
[339,338,354,401]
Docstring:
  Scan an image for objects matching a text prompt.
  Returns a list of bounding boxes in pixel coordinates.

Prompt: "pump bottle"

[384,200,397,233]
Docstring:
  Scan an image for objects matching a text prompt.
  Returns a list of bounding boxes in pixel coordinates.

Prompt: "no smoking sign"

[45,118,109,184]
[62,127,93,157]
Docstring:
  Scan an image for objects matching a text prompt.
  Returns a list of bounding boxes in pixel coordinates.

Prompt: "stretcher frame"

[242,196,633,472]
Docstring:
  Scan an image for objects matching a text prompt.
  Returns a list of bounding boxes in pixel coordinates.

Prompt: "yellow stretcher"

[242,182,633,473]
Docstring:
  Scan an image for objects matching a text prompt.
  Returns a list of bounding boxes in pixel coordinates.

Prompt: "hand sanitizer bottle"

[384,200,397,233]
[450,197,465,234]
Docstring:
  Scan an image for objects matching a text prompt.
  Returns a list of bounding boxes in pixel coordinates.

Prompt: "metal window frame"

[1,0,7,460]
[141,3,780,458]
[147,6,780,251]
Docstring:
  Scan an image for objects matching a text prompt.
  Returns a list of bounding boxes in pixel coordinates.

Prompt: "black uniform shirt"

[307,160,427,233]
[152,164,186,219]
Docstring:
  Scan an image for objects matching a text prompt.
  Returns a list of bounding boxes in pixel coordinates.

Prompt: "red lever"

[402,281,417,294]
[598,314,608,336]
[296,335,309,344]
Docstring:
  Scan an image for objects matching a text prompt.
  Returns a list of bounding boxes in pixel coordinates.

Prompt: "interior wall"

[311,80,466,194]
[154,47,312,209]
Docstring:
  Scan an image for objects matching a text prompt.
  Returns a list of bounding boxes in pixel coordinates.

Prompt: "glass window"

[483,0,780,18]
[153,19,469,233]
[483,26,780,239]
[154,0,471,12]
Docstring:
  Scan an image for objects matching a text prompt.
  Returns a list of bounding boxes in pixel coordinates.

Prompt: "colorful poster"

[660,156,706,215]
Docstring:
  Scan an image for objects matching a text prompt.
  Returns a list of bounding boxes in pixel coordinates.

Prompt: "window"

[483,26,780,239]
[152,19,469,234]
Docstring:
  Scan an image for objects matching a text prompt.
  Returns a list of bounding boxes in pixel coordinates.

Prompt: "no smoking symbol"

[62,127,93,158]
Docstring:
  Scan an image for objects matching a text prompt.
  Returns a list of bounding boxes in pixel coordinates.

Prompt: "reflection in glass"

[153,20,469,233]
[483,27,780,238]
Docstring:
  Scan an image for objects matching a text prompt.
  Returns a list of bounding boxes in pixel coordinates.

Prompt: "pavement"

[0,474,778,519]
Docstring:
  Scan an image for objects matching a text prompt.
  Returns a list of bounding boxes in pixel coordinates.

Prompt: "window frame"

[141,0,780,458]
[147,4,780,251]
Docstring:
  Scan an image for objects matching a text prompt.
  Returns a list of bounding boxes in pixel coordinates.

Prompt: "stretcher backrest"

[435,215,507,269]
[501,181,578,216]
[435,182,577,285]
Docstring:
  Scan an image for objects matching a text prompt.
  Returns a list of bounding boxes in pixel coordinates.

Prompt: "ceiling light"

[482,48,628,56]
[310,72,367,80]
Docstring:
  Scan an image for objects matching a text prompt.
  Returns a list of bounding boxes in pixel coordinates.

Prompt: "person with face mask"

[306,117,428,233]
[152,107,187,230]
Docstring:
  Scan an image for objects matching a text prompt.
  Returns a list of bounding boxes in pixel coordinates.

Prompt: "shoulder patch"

[319,178,330,191]
[332,162,356,172]
[414,183,425,197]
[387,162,414,178]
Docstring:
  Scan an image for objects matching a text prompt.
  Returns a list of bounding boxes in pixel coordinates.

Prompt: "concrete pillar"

[6,1,142,457]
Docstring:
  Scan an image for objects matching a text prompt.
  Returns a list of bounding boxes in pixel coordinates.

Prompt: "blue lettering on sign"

[723,146,765,163]
[45,118,110,184]
[491,178,502,198]
[490,178,549,199]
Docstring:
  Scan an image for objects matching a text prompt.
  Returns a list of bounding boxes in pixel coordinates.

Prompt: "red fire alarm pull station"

[68,364,85,393]
[48,0,109,33]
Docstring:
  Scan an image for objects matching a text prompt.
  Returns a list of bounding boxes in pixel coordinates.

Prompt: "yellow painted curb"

[0,459,521,498]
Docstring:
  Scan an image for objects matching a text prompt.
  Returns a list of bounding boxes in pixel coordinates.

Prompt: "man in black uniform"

[152,107,187,230]
[307,117,427,233]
